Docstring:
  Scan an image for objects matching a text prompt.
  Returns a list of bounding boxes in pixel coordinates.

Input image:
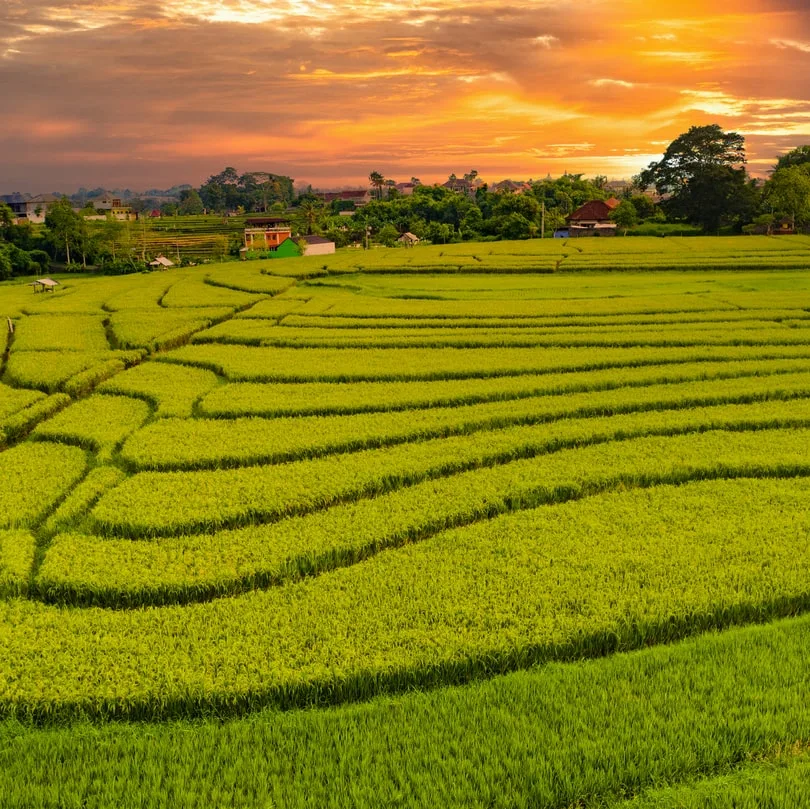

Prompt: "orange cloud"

[1,0,810,191]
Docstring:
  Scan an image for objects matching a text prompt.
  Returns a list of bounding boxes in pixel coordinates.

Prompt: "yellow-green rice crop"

[204,266,297,295]
[7,259,810,799]
[3,350,143,393]
[190,322,810,350]
[8,477,810,719]
[0,394,70,446]
[44,466,128,535]
[296,292,737,318]
[235,298,309,319]
[0,443,87,529]
[97,362,220,418]
[159,277,263,308]
[278,308,809,329]
[39,396,810,606]
[93,427,810,536]
[121,371,810,469]
[108,307,232,350]
[0,530,35,597]
[157,343,810,382]
[33,395,150,460]
[11,314,109,352]
[197,358,810,417]
[0,384,44,420]
[1,616,810,807]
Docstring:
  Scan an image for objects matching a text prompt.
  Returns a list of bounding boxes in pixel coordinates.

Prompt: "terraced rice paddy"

[3,237,810,807]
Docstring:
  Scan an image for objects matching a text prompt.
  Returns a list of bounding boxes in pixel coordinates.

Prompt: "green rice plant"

[121,371,810,470]
[280,308,809,329]
[0,531,35,597]
[197,358,810,417]
[0,443,87,529]
[97,362,220,418]
[108,307,232,350]
[606,754,810,808]
[235,298,309,319]
[11,314,109,352]
[204,266,297,295]
[3,350,143,393]
[21,277,127,314]
[43,467,128,535]
[9,476,810,719]
[33,395,150,461]
[43,399,810,604]
[157,343,810,382]
[100,274,181,311]
[1,616,810,806]
[0,384,44,421]
[159,277,263,308]
[93,427,810,537]
[189,321,810,349]
[0,394,71,446]
[296,293,736,319]
[62,359,126,397]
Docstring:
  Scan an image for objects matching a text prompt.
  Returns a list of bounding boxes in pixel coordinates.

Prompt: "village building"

[395,183,417,196]
[319,189,372,207]
[243,217,293,251]
[301,235,336,256]
[567,198,620,237]
[442,177,473,194]
[398,232,420,247]
[148,255,174,269]
[491,180,532,194]
[773,217,797,235]
[604,180,633,195]
[92,195,135,220]
[2,193,63,223]
[29,278,59,293]
[269,238,304,259]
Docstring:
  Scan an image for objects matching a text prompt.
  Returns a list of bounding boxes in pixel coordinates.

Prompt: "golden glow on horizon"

[1,0,810,189]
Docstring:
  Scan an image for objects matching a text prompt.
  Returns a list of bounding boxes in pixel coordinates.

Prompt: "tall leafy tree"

[639,124,747,230]
[610,199,638,235]
[775,145,810,172]
[296,199,323,235]
[178,189,204,215]
[766,165,810,229]
[44,198,85,265]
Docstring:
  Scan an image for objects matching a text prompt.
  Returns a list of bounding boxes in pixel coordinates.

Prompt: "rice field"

[2,236,810,806]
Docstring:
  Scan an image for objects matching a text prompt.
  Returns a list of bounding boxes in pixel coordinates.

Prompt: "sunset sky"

[2,0,810,193]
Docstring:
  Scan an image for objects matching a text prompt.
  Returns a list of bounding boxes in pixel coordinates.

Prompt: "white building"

[302,235,336,256]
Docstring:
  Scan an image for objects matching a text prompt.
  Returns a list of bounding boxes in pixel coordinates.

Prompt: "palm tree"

[297,199,323,235]
[369,171,385,200]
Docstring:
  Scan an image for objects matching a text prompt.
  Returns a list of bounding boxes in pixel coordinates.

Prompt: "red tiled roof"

[568,199,620,222]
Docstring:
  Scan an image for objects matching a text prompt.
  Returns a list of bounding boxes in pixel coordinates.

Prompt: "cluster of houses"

[0,193,134,223]
[242,217,336,257]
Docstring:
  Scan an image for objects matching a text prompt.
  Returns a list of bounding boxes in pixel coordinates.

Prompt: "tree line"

[3,124,810,279]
